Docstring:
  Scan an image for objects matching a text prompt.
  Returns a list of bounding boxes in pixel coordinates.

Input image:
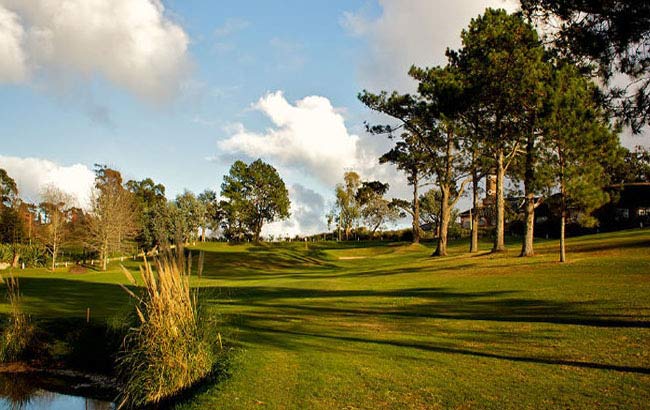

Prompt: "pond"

[0,371,115,410]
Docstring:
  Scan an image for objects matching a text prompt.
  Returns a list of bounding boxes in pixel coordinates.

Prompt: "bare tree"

[86,166,139,270]
[40,186,73,271]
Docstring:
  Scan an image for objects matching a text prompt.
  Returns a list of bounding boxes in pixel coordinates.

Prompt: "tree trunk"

[197,251,204,278]
[520,193,535,257]
[101,238,108,271]
[433,187,450,257]
[371,224,381,238]
[51,244,57,271]
[412,174,420,244]
[470,171,480,253]
[11,252,20,269]
[520,132,536,257]
[201,225,206,242]
[560,209,566,262]
[559,157,566,262]
[493,149,506,252]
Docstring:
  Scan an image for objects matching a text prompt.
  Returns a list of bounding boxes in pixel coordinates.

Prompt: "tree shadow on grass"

[205,283,650,376]
[201,285,650,329]
[0,277,130,320]
[567,239,650,254]
[197,247,339,279]
[234,322,650,375]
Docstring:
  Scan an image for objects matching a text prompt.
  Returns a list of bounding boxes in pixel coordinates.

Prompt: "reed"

[116,254,217,409]
[0,274,35,362]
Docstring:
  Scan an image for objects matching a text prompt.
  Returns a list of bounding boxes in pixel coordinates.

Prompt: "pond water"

[0,371,114,410]
[0,391,113,410]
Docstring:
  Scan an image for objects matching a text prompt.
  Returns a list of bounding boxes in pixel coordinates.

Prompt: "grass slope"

[2,229,650,409]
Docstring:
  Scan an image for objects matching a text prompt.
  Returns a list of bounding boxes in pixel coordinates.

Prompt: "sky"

[0,0,646,237]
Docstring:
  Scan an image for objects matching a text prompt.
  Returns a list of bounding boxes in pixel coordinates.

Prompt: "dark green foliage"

[355,181,389,205]
[0,169,22,245]
[379,135,430,243]
[0,169,18,206]
[174,190,203,244]
[540,62,620,260]
[521,0,650,131]
[0,206,24,245]
[608,146,650,184]
[197,190,221,241]
[446,8,548,253]
[220,159,290,242]
[0,244,46,267]
[359,68,470,256]
[126,178,167,250]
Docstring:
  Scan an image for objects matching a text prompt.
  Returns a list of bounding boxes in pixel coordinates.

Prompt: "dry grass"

[116,253,217,409]
[0,274,35,362]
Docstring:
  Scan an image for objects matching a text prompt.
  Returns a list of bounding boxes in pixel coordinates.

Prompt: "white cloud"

[262,183,326,238]
[217,90,413,210]
[0,0,190,101]
[0,156,95,209]
[0,5,27,83]
[342,0,518,92]
[218,91,362,186]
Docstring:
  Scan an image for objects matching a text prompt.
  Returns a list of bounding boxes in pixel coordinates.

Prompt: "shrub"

[0,244,47,268]
[17,244,47,267]
[116,254,218,409]
[0,275,35,362]
[0,245,11,264]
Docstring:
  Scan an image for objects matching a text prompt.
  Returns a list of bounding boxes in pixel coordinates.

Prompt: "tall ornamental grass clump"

[116,254,217,409]
[0,275,35,362]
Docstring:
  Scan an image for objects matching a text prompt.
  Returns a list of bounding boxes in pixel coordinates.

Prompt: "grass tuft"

[116,254,219,409]
[0,274,35,362]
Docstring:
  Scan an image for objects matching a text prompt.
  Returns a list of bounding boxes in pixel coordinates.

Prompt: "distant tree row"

[0,158,290,270]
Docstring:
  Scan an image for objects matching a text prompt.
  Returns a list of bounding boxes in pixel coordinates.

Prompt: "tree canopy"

[521,0,650,131]
[220,159,290,242]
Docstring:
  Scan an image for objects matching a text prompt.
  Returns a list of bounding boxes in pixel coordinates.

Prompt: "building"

[595,182,650,230]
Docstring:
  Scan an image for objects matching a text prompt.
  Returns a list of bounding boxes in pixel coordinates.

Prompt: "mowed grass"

[2,229,650,409]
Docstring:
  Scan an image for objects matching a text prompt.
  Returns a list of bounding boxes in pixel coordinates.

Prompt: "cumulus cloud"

[217,90,412,206]
[219,91,363,186]
[342,0,518,92]
[262,183,326,238]
[0,0,190,101]
[0,5,26,82]
[0,156,95,209]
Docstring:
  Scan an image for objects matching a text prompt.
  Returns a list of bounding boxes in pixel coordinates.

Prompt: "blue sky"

[1,1,371,190]
[1,0,644,236]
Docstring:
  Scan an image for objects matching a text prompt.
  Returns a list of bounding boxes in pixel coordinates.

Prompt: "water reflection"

[0,372,114,410]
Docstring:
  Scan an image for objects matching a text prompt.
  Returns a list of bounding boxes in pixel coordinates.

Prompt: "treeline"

[0,159,290,270]
[352,7,649,261]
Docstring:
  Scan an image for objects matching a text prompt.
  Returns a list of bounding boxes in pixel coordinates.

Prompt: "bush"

[0,275,35,362]
[0,245,11,264]
[0,244,47,268]
[116,254,219,409]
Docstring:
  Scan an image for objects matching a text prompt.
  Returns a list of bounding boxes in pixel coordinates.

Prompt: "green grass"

[2,229,650,409]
